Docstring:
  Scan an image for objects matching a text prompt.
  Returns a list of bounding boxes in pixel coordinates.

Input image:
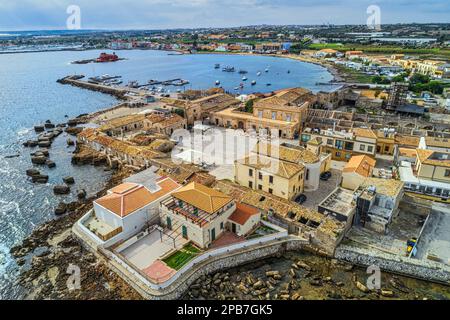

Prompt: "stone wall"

[104,237,307,300]
[335,244,450,285]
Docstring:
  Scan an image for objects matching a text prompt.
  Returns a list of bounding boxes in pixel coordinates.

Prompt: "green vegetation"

[173,108,185,117]
[244,99,254,113]
[409,73,450,94]
[162,244,201,270]
[333,64,374,83]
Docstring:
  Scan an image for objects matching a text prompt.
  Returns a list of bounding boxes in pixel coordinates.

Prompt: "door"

[232,223,237,234]
[211,228,216,241]
[182,225,188,239]
[167,217,172,230]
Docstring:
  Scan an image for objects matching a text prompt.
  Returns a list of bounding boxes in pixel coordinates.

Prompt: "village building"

[353,178,404,234]
[79,176,181,246]
[99,114,146,137]
[300,127,377,161]
[212,88,313,139]
[159,182,260,248]
[342,155,376,191]
[318,187,356,233]
[143,113,187,136]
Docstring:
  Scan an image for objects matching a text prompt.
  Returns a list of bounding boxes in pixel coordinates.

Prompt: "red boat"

[96,52,119,63]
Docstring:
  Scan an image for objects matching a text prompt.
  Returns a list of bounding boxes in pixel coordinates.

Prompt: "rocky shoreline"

[183,251,450,300]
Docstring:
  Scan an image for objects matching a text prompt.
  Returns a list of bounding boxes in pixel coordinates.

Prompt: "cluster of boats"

[214,64,274,89]
[88,74,123,85]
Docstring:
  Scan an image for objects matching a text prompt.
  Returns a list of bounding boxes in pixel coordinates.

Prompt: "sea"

[0,49,338,299]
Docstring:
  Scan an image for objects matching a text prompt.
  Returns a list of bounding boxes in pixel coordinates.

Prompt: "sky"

[0,0,449,31]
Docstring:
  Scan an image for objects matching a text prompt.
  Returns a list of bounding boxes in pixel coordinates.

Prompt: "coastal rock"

[46,160,56,168]
[65,127,83,136]
[53,185,70,195]
[381,289,394,298]
[26,169,40,177]
[34,125,45,133]
[355,281,369,293]
[63,176,75,184]
[39,149,50,157]
[45,123,55,129]
[24,140,38,147]
[32,174,49,183]
[54,202,67,215]
[67,139,75,146]
[31,156,47,165]
[67,119,79,127]
[77,189,87,199]
[38,140,51,148]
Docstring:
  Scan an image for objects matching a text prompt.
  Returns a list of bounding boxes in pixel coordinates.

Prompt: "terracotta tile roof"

[254,142,319,164]
[395,135,420,148]
[425,137,450,149]
[99,114,146,131]
[399,147,417,158]
[416,149,450,168]
[228,203,260,225]
[352,128,377,140]
[237,154,304,179]
[171,182,232,214]
[343,155,376,177]
[360,177,404,197]
[96,178,180,218]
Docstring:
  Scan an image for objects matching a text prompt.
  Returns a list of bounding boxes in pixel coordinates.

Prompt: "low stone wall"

[335,244,450,285]
[100,236,307,300]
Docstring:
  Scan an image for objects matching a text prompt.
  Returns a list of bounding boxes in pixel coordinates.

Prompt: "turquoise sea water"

[0,49,337,299]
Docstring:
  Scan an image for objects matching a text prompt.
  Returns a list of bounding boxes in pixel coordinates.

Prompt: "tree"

[244,99,254,113]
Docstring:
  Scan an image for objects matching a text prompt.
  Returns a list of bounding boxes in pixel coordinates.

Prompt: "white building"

[79,176,181,246]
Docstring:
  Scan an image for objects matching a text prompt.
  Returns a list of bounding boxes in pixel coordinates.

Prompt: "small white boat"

[251,80,256,85]
[215,80,220,85]
[265,68,269,73]
[257,72,262,76]
[242,76,247,81]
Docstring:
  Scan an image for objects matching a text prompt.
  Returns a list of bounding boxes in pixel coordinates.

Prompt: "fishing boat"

[266,83,272,86]
[251,80,256,86]
[238,70,248,74]
[215,63,220,69]
[265,68,269,73]
[287,70,291,74]
[215,80,221,86]
[242,76,247,81]
[257,71,262,76]
[222,66,235,72]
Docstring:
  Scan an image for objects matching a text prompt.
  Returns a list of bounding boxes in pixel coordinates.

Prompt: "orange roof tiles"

[343,155,376,177]
[171,182,232,214]
[96,178,180,218]
[228,203,260,225]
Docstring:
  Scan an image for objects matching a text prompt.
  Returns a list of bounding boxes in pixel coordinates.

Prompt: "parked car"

[294,194,307,204]
[320,171,332,181]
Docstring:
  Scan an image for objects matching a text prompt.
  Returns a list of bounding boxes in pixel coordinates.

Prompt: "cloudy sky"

[0,0,448,31]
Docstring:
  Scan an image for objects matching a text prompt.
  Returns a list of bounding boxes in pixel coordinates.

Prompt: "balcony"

[161,198,213,227]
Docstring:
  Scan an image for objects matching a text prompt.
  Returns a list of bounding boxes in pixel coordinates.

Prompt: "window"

[335,140,344,150]
[269,188,273,194]
[269,176,274,184]
[259,172,263,180]
[336,152,341,157]
[327,139,333,145]
[445,169,450,177]
[272,112,277,120]
[360,145,366,151]
[248,181,253,188]
[249,169,253,177]
[305,169,309,181]
[345,153,351,160]
[286,114,292,122]
[220,222,224,230]
[367,146,374,153]
[384,146,390,152]
[258,111,263,118]
[258,184,262,190]
[344,142,354,151]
